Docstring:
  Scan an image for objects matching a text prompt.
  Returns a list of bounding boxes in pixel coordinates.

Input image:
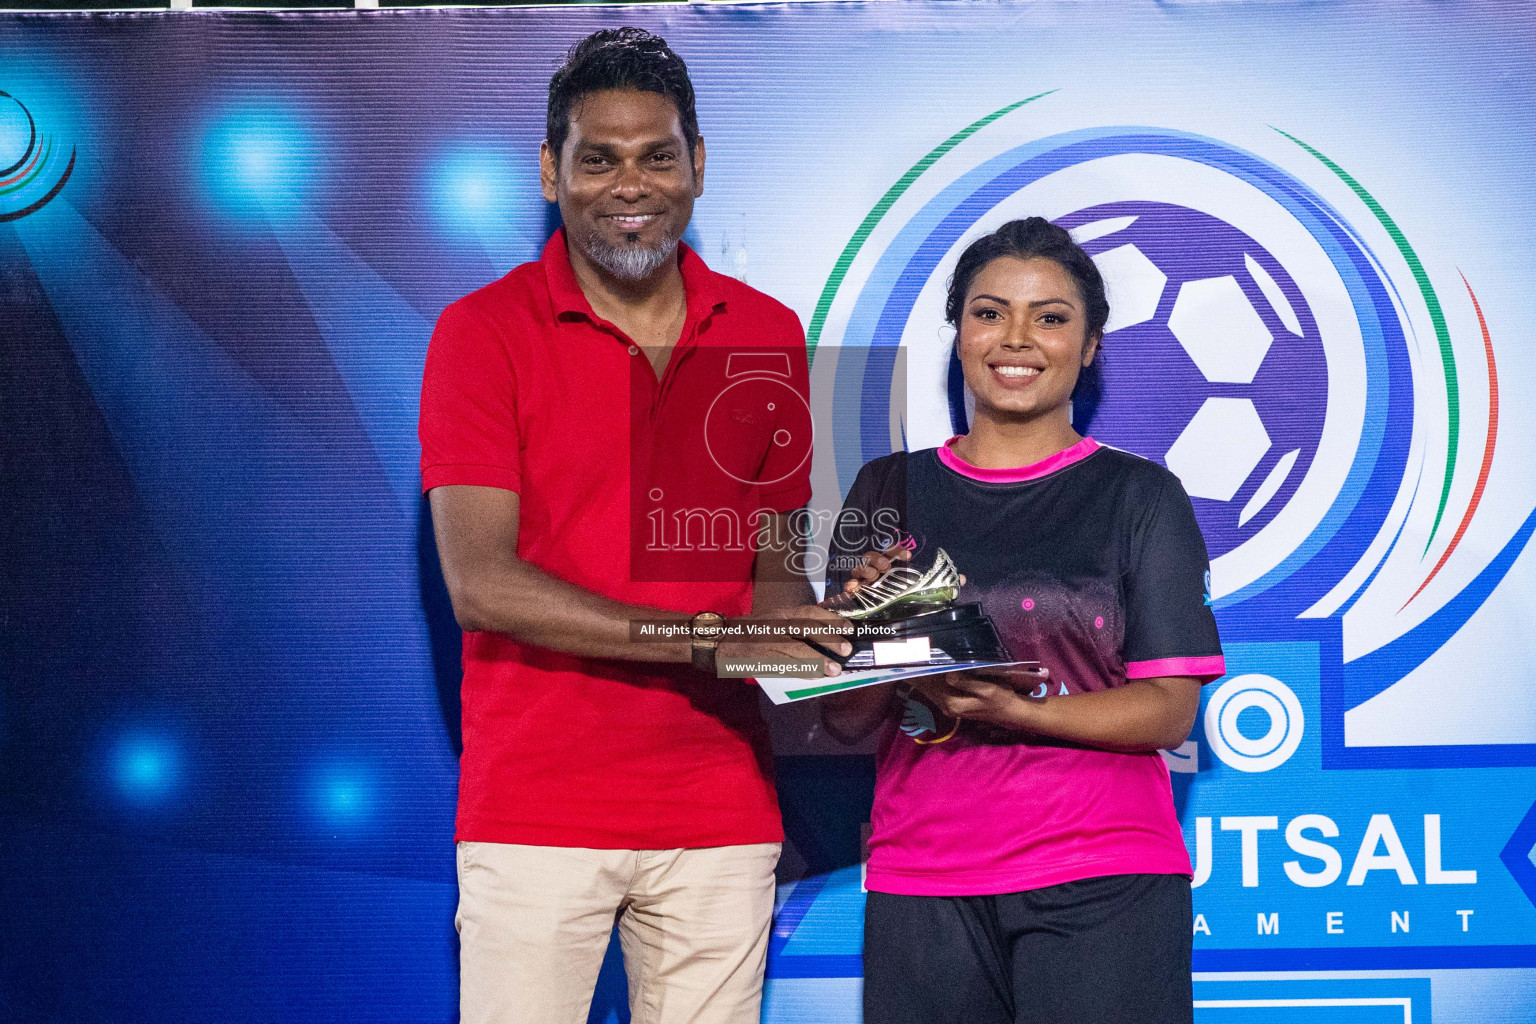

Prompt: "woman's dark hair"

[944,217,1110,339]
[944,217,1109,425]
[546,28,699,166]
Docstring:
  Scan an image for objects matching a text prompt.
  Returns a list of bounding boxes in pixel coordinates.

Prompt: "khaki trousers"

[456,841,780,1024]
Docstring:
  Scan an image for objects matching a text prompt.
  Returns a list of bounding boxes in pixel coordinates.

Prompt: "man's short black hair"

[547,28,699,165]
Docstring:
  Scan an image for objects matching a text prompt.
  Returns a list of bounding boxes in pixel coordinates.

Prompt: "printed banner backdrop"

[3,2,1535,1022]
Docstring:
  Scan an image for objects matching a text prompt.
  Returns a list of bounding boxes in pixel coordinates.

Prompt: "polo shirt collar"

[541,227,728,324]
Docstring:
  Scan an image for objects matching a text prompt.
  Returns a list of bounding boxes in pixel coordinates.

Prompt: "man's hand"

[716,604,852,677]
[742,510,852,678]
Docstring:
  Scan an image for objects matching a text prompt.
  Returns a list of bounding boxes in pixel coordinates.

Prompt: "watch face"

[694,612,726,640]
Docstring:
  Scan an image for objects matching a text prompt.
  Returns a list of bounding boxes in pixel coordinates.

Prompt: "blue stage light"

[0,68,95,211]
[431,146,518,234]
[0,96,31,167]
[310,762,377,829]
[109,730,182,807]
[428,144,550,271]
[200,101,319,220]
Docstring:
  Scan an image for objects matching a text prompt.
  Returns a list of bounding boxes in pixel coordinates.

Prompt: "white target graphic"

[1204,673,1305,773]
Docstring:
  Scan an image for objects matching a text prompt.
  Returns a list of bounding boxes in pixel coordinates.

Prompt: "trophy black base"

[839,603,1009,669]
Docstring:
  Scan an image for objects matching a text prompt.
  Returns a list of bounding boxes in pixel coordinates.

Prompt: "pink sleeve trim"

[1125,655,1226,682]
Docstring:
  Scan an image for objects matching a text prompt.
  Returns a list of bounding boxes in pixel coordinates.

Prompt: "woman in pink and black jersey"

[822,217,1224,1024]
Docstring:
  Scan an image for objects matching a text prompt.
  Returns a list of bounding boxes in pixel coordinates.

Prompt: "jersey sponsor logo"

[897,691,957,745]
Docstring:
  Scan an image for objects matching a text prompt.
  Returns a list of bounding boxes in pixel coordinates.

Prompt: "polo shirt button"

[628,345,639,356]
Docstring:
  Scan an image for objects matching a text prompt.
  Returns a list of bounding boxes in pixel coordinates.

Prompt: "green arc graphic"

[1274,128,1459,555]
[804,91,1056,364]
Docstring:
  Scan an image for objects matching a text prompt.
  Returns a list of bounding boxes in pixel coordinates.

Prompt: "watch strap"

[690,611,726,674]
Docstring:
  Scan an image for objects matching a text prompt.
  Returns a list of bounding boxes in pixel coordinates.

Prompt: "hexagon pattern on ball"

[1093,243,1168,334]
[1166,397,1272,502]
[1168,274,1275,384]
[1055,201,1328,559]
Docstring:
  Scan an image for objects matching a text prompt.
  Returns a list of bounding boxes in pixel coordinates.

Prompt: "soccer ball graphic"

[1059,202,1329,560]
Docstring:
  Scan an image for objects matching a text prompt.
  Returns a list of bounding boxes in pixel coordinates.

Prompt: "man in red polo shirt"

[419,28,847,1024]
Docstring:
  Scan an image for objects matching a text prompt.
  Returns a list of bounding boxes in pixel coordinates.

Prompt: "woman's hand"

[840,541,912,595]
[834,541,965,598]
[914,671,1202,752]
[911,667,1048,729]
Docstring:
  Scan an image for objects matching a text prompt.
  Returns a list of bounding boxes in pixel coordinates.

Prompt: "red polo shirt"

[419,230,811,848]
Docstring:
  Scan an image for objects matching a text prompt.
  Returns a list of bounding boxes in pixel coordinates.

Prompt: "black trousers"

[863,873,1194,1024]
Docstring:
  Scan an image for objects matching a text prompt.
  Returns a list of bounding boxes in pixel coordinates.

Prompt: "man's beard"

[585,228,680,282]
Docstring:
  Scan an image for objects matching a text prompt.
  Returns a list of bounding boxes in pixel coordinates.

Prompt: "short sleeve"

[418,300,522,494]
[752,312,815,513]
[1122,474,1226,682]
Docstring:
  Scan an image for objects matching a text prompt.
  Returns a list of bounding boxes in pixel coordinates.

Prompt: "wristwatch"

[690,611,728,673]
